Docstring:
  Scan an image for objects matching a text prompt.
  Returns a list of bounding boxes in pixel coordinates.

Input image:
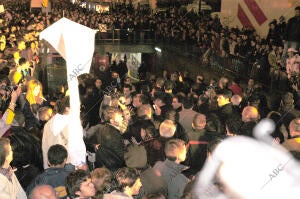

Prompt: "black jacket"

[285,16,300,42]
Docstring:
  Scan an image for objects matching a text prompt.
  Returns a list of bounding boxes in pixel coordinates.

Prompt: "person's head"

[103,106,124,128]
[66,170,96,199]
[19,57,29,68]
[231,94,242,106]
[248,79,254,87]
[54,96,70,115]
[154,92,167,107]
[217,90,232,107]
[288,47,297,57]
[225,116,243,136]
[17,40,26,50]
[133,94,149,108]
[164,80,173,93]
[196,75,204,84]
[94,78,102,89]
[159,119,176,138]
[289,118,300,137]
[0,138,12,168]
[207,137,223,158]
[170,72,179,82]
[242,106,259,122]
[29,185,58,199]
[182,96,194,109]
[26,79,44,105]
[115,167,142,196]
[123,84,132,98]
[165,109,179,122]
[137,104,153,119]
[47,144,68,167]
[295,6,300,17]
[155,78,165,88]
[218,77,229,89]
[172,95,183,110]
[162,69,168,78]
[38,106,53,121]
[164,139,187,163]
[124,77,131,85]
[90,168,112,192]
[192,113,207,130]
[111,71,119,79]
[0,75,10,96]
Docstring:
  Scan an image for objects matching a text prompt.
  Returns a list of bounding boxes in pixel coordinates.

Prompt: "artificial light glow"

[155,47,161,52]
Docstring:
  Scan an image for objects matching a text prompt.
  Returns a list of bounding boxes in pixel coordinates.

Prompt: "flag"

[99,24,107,32]
[39,18,97,167]
[42,0,48,7]
[30,0,42,8]
[39,17,97,80]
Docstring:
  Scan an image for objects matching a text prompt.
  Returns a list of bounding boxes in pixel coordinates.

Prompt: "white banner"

[39,18,97,166]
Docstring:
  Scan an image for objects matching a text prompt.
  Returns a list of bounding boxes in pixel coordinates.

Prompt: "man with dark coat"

[285,6,300,48]
[216,89,236,133]
[85,106,126,170]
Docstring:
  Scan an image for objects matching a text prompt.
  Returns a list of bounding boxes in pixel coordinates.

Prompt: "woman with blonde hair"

[19,79,46,130]
[26,79,44,106]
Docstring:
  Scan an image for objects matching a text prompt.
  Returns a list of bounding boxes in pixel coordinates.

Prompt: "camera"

[1,85,18,93]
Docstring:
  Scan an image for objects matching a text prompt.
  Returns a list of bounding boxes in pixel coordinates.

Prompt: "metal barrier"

[96,28,156,44]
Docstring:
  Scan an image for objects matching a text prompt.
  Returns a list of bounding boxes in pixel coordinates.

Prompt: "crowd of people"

[0,0,300,199]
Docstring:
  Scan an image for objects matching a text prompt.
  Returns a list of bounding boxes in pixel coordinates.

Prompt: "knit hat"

[124,144,147,169]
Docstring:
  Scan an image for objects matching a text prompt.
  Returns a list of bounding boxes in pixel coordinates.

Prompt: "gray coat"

[153,159,189,199]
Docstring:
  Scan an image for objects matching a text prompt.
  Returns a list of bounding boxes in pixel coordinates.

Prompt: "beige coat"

[0,173,27,199]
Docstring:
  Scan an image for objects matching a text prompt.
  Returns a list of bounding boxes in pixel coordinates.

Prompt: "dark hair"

[154,92,172,105]
[207,138,223,154]
[218,89,232,99]
[182,97,194,109]
[295,6,300,11]
[66,170,90,198]
[225,116,243,135]
[173,94,185,103]
[267,111,285,143]
[165,109,179,122]
[164,80,174,91]
[55,96,70,114]
[19,57,27,66]
[115,167,140,191]
[135,94,150,105]
[47,144,68,166]
[0,138,10,166]
[123,84,132,90]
